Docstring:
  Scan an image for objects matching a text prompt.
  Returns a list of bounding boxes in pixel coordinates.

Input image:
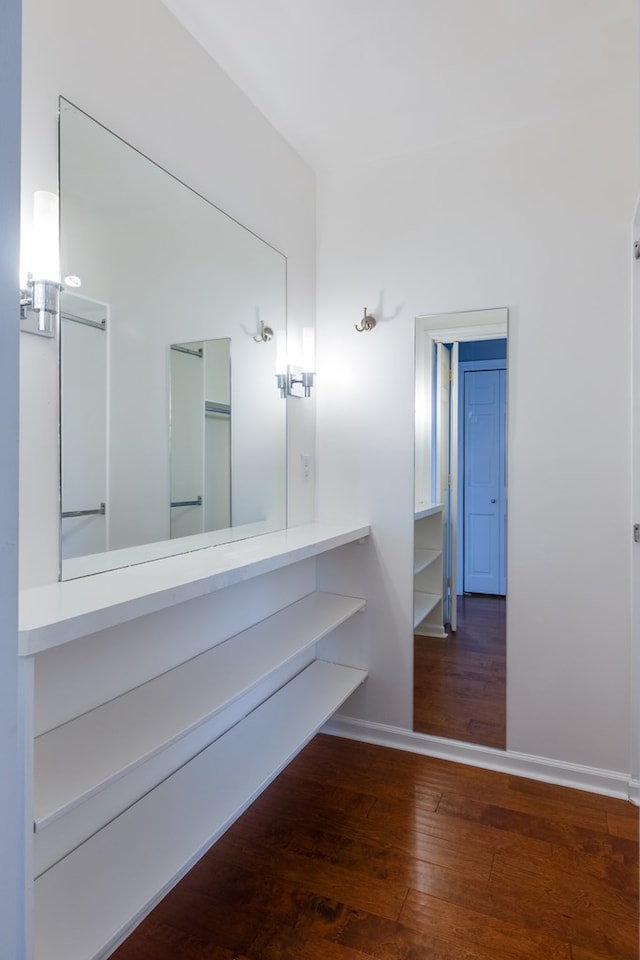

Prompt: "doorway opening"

[456,339,507,601]
[430,338,507,627]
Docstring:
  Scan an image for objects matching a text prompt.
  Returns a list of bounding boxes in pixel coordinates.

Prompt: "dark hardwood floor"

[414,594,506,748]
[112,733,638,960]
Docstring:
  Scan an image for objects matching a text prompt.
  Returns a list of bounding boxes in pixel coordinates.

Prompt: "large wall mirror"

[58,99,287,579]
[414,308,508,749]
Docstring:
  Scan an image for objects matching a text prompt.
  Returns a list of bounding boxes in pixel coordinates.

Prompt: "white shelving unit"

[20,522,370,960]
[413,505,447,638]
[34,661,365,960]
[33,591,365,834]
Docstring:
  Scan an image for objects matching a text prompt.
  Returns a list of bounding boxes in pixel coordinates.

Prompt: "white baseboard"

[628,779,640,805]
[322,715,637,803]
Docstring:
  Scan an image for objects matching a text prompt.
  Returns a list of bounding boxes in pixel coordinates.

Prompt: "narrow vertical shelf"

[414,505,447,638]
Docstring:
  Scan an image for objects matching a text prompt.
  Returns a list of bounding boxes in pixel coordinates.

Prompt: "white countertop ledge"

[19,522,370,656]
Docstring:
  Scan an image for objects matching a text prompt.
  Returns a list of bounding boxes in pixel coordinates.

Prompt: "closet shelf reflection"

[170,497,202,508]
[62,503,105,519]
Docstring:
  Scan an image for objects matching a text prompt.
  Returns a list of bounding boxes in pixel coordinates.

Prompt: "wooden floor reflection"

[414,594,506,748]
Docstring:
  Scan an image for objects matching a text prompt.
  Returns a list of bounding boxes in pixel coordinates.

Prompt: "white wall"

[20,0,316,587]
[19,0,638,786]
[317,92,639,773]
[1,1,24,955]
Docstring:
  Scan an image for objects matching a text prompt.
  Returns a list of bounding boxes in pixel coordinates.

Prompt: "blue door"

[463,368,506,594]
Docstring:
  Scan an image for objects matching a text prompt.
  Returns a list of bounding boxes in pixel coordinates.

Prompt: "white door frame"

[631,199,640,803]
[450,342,459,630]
[0,0,25,954]
[434,342,459,628]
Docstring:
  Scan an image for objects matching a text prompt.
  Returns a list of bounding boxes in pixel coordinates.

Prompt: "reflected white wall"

[170,347,205,539]
[60,297,108,559]
[203,339,232,532]
[59,102,286,556]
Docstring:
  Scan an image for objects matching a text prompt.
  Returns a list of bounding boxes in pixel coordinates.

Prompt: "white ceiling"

[160,0,636,172]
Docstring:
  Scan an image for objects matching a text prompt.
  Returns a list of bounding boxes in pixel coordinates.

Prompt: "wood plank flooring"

[112,733,638,960]
[414,594,506,748]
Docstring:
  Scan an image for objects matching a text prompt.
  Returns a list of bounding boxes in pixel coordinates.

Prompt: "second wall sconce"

[355,307,376,333]
[275,327,315,398]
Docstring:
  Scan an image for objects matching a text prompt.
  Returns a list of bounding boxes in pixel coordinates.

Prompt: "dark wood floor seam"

[395,885,412,922]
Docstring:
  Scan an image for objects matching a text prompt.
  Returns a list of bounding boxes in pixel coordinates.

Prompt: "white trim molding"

[416,307,508,344]
[628,779,640,805]
[323,716,636,803]
[631,200,640,811]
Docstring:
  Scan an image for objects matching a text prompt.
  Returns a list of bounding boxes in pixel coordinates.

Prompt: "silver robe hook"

[355,307,376,332]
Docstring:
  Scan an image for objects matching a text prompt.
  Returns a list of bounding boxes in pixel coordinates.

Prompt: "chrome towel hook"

[355,307,376,333]
[253,319,274,342]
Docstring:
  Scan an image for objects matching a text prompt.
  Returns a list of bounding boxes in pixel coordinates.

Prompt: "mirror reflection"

[58,99,287,579]
[413,309,508,749]
[60,290,108,561]
[169,338,231,539]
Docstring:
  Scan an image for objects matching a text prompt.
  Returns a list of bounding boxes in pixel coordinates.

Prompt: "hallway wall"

[316,81,639,773]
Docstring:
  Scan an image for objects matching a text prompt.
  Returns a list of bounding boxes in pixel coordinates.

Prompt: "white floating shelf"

[34,592,365,831]
[414,548,441,575]
[34,659,367,960]
[414,503,444,521]
[20,522,370,656]
[413,590,440,628]
[415,622,448,639]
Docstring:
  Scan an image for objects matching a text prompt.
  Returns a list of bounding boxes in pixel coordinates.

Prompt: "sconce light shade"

[274,327,316,399]
[31,191,60,283]
[299,326,316,397]
[20,191,61,337]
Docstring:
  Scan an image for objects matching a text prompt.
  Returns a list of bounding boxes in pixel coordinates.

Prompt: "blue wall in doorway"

[458,338,506,362]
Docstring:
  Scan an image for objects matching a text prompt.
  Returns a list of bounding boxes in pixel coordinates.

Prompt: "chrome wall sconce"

[355,306,376,333]
[275,327,315,398]
[288,368,315,398]
[20,191,62,338]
